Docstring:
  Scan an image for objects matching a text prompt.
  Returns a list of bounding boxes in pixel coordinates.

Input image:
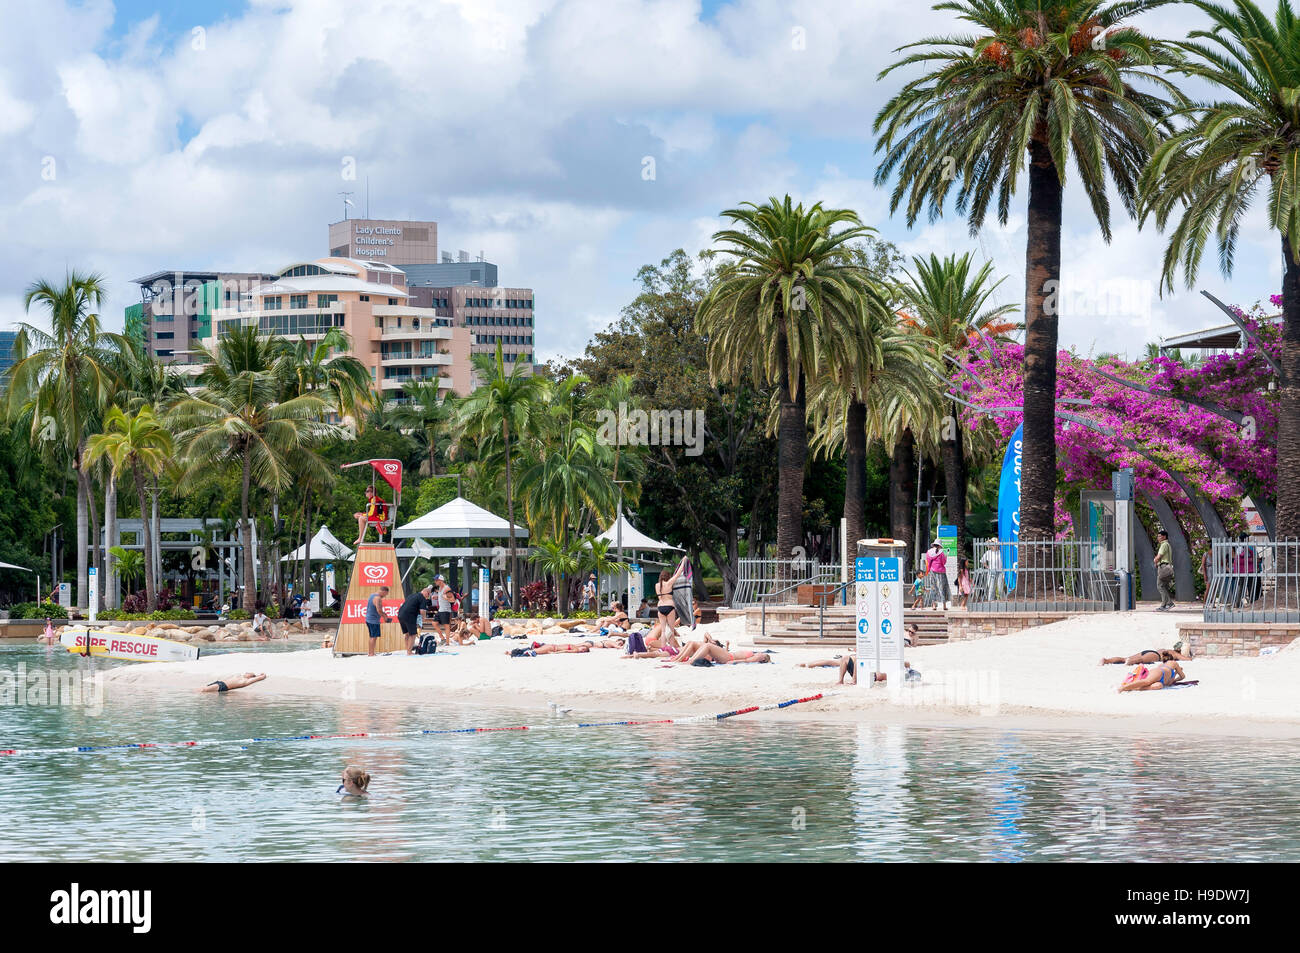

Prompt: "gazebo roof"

[595,515,681,552]
[392,496,529,540]
[281,526,353,562]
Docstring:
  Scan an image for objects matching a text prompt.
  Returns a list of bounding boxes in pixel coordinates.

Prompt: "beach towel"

[671,556,696,630]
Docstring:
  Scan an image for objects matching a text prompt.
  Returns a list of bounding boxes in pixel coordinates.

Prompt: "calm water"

[2,642,1298,862]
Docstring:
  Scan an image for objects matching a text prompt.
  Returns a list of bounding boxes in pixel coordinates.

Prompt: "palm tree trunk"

[301,502,313,605]
[240,444,256,608]
[941,400,968,556]
[1278,236,1300,562]
[1020,137,1063,544]
[504,423,520,610]
[775,368,807,578]
[75,464,89,612]
[890,429,917,569]
[843,400,867,549]
[104,479,117,609]
[134,468,157,611]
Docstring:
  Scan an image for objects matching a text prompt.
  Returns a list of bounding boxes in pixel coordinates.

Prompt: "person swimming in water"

[338,766,370,797]
[1118,661,1187,692]
[198,672,267,693]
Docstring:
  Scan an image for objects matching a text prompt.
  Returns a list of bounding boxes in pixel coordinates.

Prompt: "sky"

[0,0,1285,364]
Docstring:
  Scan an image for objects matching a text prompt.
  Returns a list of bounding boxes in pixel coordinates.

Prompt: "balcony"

[378,323,452,341]
[379,351,453,366]
[380,375,454,391]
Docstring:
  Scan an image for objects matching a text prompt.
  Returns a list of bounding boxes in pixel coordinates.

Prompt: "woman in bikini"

[506,643,592,656]
[682,641,771,665]
[650,566,684,646]
[1118,660,1186,692]
[1101,648,1191,665]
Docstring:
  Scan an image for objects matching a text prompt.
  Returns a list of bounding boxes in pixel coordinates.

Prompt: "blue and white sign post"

[855,552,904,685]
[478,565,489,616]
[88,566,98,624]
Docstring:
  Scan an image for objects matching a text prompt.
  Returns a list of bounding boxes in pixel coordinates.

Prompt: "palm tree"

[391,378,453,477]
[528,537,581,616]
[1139,0,1300,539]
[170,327,342,605]
[895,253,1020,552]
[698,196,879,572]
[86,406,173,611]
[108,546,144,593]
[875,1,1181,541]
[6,271,116,611]
[454,342,545,609]
[276,327,374,424]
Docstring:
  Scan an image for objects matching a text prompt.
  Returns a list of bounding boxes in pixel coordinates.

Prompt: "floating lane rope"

[0,693,830,758]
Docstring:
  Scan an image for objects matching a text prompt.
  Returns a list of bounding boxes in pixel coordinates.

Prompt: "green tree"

[170,327,342,604]
[453,342,546,609]
[894,253,1020,552]
[392,378,454,478]
[86,405,174,610]
[7,271,117,610]
[1139,0,1300,538]
[875,1,1181,541]
[698,197,878,575]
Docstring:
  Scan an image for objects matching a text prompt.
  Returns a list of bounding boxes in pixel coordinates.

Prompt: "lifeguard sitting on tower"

[353,485,390,546]
[345,458,403,548]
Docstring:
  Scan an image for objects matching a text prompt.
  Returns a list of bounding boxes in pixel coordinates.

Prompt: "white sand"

[100,612,1300,736]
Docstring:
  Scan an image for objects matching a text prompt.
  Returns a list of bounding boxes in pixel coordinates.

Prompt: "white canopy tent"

[280,526,354,563]
[595,515,681,553]
[393,496,529,540]
[0,561,31,571]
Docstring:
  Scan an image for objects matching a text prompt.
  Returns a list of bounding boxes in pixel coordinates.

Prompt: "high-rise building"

[0,330,16,380]
[130,269,277,364]
[327,219,438,266]
[405,284,535,366]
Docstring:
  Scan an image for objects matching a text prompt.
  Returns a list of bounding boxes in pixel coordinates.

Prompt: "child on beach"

[39,617,57,644]
[911,573,926,609]
[956,557,971,608]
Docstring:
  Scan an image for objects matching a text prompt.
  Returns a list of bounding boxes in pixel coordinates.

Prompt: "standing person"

[979,540,1003,601]
[924,540,950,610]
[1154,529,1176,611]
[433,575,454,646]
[364,585,390,656]
[398,584,434,655]
[955,557,972,609]
[39,617,57,644]
[1200,546,1214,607]
[300,599,314,632]
[1245,535,1262,605]
[651,564,685,645]
[582,573,597,612]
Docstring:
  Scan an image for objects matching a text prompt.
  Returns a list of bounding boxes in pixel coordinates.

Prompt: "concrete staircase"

[752,606,951,648]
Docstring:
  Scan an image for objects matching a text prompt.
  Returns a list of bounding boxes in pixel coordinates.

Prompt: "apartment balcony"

[380,375,454,391]
[378,324,452,341]
[372,305,442,318]
[379,352,453,366]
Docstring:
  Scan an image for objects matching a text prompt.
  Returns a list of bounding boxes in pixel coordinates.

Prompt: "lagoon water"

[2,642,1298,862]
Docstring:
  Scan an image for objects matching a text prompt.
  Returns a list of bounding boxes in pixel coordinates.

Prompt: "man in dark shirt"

[398,584,435,655]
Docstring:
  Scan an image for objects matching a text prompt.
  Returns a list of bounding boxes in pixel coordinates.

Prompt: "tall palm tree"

[1139,0,1300,539]
[875,1,1181,541]
[86,406,173,611]
[895,253,1021,552]
[454,342,545,609]
[698,196,879,571]
[391,378,453,477]
[170,327,342,604]
[276,327,375,424]
[6,271,116,610]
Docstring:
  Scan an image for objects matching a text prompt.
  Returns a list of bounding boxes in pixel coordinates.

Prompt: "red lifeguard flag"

[370,459,403,492]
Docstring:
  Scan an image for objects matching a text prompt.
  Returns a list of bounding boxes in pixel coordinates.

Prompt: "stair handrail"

[817,580,854,639]
[759,571,836,637]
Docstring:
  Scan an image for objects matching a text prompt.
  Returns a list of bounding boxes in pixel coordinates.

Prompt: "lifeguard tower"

[334,458,406,656]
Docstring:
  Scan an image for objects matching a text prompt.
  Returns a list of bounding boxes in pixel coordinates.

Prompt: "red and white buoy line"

[0,692,834,759]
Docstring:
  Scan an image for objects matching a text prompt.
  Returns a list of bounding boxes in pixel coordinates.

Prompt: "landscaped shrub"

[228,609,250,620]
[519,580,555,612]
[5,601,69,620]
[97,608,197,622]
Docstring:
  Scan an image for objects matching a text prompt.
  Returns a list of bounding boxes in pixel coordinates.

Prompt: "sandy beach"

[93,610,1300,737]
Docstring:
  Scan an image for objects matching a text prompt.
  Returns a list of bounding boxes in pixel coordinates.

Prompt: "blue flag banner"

[997,423,1023,591]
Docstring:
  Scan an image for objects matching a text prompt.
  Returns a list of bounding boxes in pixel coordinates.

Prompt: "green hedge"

[6,601,70,620]
[494,609,598,619]
[227,609,250,620]
[96,608,198,622]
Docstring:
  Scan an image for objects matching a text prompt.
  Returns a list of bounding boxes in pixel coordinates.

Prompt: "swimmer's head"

[341,766,370,792]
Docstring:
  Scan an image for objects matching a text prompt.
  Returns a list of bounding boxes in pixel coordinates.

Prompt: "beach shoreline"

[94,609,1300,739]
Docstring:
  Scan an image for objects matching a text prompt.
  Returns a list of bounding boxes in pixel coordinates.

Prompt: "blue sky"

[0,0,1283,362]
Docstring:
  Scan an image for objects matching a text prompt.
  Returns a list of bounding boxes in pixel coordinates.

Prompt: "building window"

[156,332,174,340]
[360,295,370,302]
[318,294,338,308]
[264,297,282,310]
[290,294,308,309]
[156,349,173,357]
[388,298,397,305]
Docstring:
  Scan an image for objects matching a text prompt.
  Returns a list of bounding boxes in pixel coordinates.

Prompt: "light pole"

[614,480,631,602]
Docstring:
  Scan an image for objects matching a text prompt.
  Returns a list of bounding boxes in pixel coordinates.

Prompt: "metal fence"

[733,558,840,607]
[1203,537,1300,623]
[968,538,1119,613]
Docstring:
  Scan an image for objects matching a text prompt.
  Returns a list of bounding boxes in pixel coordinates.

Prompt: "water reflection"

[1,644,1298,862]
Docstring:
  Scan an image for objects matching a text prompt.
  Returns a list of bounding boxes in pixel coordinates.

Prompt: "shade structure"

[595,515,680,552]
[392,496,528,540]
[0,561,31,571]
[281,526,353,563]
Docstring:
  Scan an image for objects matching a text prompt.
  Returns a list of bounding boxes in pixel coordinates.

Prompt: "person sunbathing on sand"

[1101,648,1191,665]
[507,643,592,656]
[622,641,679,659]
[583,636,626,649]
[1118,661,1186,692]
[199,672,267,693]
[682,641,771,664]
